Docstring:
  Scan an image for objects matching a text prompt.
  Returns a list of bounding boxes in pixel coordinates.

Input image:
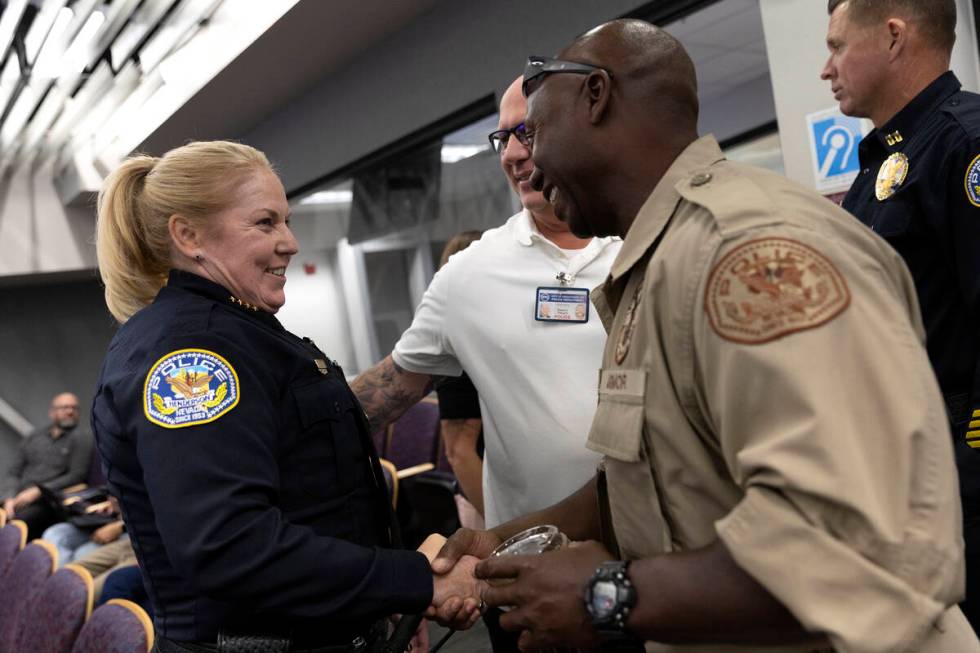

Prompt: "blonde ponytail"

[96,141,272,324]
[96,156,166,323]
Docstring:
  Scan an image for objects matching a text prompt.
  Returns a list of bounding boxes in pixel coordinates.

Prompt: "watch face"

[591,580,618,619]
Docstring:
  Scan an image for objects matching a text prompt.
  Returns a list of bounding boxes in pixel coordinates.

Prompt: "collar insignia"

[315,359,329,375]
[884,130,904,147]
[228,295,258,312]
[876,152,910,201]
[614,279,644,365]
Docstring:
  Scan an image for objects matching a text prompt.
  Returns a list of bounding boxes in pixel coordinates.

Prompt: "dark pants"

[484,607,522,653]
[16,500,58,540]
[964,554,980,632]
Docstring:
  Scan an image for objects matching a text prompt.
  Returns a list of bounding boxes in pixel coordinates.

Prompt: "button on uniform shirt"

[588,136,977,652]
[842,72,980,530]
[393,210,620,527]
[92,271,431,645]
[1,425,92,498]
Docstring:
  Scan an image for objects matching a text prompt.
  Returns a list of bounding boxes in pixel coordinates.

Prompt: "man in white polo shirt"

[352,76,620,528]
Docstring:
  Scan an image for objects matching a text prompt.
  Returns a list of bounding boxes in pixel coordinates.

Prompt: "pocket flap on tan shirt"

[588,369,646,462]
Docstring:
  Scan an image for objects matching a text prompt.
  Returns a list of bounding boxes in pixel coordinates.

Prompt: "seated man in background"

[1,392,92,539]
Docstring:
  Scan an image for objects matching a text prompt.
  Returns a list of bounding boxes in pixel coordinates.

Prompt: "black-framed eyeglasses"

[522,55,611,97]
[487,122,533,155]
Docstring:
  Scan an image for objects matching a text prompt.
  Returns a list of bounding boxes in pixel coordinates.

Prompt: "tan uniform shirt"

[587,136,978,653]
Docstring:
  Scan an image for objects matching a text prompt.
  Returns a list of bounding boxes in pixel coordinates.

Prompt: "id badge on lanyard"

[535,286,590,323]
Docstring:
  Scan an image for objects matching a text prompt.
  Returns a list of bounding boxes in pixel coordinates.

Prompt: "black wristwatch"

[584,560,642,650]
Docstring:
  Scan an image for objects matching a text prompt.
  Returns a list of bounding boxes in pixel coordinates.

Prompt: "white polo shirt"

[393,210,621,526]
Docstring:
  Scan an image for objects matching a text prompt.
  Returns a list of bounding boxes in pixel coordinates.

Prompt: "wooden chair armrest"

[396,462,435,480]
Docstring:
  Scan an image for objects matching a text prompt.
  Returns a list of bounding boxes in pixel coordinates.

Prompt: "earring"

[195,254,204,261]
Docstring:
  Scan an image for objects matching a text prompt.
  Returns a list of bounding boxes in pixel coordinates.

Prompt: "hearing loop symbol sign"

[806,107,872,194]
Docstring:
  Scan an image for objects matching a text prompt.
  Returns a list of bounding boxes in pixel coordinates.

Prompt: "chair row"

[0,522,152,653]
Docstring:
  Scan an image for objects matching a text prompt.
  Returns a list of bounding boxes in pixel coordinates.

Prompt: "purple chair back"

[385,399,440,470]
[86,447,106,488]
[0,520,26,577]
[70,599,153,653]
[0,540,56,651]
[15,564,93,653]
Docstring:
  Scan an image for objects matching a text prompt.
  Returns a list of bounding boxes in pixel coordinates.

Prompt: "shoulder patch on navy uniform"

[966,154,980,208]
[143,349,240,428]
[704,237,851,345]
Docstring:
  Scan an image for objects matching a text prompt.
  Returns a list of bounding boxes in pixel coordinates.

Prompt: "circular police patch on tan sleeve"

[704,237,851,344]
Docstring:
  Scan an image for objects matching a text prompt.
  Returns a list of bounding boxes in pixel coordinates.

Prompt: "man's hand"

[431,527,503,574]
[427,554,486,630]
[477,540,613,652]
[91,520,125,545]
[12,486,41,509]
[3,497,15,518]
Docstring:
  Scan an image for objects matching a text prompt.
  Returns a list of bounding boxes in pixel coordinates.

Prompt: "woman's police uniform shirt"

[91,270,432,644]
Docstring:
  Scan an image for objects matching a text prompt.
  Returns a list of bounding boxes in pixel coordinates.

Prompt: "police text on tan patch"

[704,237,851,344]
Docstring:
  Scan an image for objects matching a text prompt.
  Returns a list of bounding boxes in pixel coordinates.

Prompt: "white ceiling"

[669,0,770,102]
[0,0,440,174]
[0,0,771,180]
[138,0,440,155]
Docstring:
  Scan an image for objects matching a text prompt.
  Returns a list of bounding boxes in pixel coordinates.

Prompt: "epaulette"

[674,160,785,238]
[169,300,214,337]
[941,90,980,139]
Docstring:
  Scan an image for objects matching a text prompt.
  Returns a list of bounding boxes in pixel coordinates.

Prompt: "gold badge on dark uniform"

[315,359,329,375]
[875,152,909,201]
[614,280,644,365]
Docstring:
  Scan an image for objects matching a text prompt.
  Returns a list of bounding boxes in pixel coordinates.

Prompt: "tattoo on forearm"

[352,357,433,433]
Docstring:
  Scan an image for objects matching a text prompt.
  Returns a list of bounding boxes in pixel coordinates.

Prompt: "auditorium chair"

[0,540,57,652]
[71,599,153,653]
[15,564,93,653]
[0,520,26,577]
[383,397,441,470]
[379,458,399,508]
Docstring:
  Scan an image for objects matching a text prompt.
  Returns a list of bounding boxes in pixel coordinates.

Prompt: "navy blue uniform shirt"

[91,270,432,644]
[843,71,980,532]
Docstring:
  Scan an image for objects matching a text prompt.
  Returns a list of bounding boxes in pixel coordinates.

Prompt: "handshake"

[415,528,616,652]
[417,531,491,631]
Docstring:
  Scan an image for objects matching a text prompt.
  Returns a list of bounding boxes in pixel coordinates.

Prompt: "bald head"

[521,19,702,239]
[562,19,700,131]
[500,76,524,117]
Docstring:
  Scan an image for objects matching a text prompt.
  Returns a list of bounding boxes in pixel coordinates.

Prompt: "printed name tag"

[599,369,646,398]
[535,287,590,323]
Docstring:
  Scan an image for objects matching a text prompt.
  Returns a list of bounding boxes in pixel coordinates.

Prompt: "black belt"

[154,621,385,653]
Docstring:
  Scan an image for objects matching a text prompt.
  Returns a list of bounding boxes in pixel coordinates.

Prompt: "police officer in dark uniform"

[822,0,980,629]
[91,141,481,652]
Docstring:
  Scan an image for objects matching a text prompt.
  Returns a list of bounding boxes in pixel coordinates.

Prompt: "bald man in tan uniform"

[428,18,979,653]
